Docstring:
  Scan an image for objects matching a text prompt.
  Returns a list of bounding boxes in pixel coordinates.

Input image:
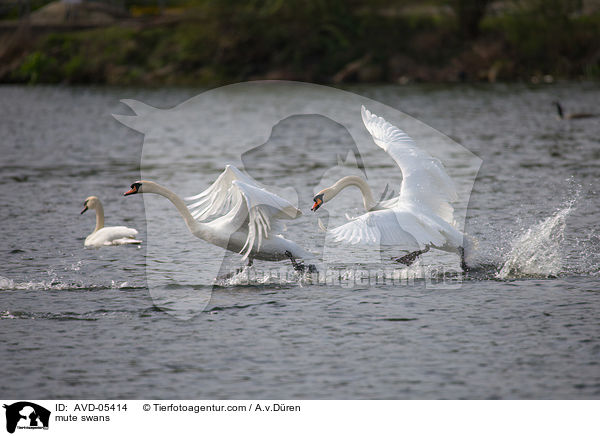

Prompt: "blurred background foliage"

[1,0,599,84]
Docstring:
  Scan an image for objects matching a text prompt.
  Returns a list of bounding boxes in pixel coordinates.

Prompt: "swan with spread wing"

[312,106,467,271]
[124,165,315,272]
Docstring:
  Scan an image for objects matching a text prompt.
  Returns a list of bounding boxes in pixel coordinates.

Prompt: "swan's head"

[312,187,338,211]
[311,192,326,212]
[124,182,143,196]
[81,196,99,214]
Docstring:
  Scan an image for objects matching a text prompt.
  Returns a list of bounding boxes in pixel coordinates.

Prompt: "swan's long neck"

[143,181,207,237]
[327,176,376,211]
[555,102,564,119]
[93,201,105,232]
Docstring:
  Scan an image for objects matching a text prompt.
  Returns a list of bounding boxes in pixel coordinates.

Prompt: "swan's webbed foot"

[285,250,317,273]
[392,246,430,266]
[285,250,304,272]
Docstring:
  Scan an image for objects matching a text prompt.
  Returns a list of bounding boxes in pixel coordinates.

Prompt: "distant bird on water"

[81,196,141,247]
[553,101,597,120]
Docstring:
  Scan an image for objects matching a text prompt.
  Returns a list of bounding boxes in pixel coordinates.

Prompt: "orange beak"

[124,186,138,196]
[311,198,322,212]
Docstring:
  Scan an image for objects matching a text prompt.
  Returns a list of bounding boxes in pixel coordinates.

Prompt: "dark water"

[1,83,599,399]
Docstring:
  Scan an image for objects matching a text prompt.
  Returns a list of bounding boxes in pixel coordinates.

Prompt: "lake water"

[0,83,598,399]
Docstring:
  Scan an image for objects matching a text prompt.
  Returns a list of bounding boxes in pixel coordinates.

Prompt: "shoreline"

[2,5,599,86]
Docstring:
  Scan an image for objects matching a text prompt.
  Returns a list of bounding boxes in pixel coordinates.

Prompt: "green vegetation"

[481,0,600,79]
[2,0,599,85]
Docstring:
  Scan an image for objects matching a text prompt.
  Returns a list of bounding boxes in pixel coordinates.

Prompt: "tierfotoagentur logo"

[113,81,481,318]
[3,402,50,434]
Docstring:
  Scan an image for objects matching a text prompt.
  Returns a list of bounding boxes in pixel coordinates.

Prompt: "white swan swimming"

[312,106,467,270]
[81,196,141,247]
[124,165,316,272]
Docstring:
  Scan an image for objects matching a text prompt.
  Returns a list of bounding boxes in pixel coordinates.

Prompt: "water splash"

[213,265,307,287]
[0,275,68,291]
[569,229,600,277]
[0,310,17,319]
[497,204,574,279]
[68,261,83,271]
[0,275,142,291]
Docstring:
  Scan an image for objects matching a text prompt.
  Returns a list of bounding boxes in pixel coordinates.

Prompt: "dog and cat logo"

[3,402,50,433]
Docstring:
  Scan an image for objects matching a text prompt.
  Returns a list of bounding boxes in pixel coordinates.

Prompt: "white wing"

[186,165,258,222]
[232,180,301,258]
[329,208,449,249]
[376,195,400,210]
[186,165,301,259]
[86,226,140,247]
[361,106,457,223]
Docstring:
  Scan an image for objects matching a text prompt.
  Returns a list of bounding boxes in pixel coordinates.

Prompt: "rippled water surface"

[1,83,599,399]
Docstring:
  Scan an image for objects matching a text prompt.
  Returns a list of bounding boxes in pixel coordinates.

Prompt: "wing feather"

[186,165,254,221]
[329,208,450,249]
[361,106,457,223]
[86,226,141,247]
[186,165,301,260]
[233,179,301,259]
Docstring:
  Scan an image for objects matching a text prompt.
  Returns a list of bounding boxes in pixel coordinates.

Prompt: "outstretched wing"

[361,106,457,224]
[329,209,448,249]
[186,165,301,259]
[186,165,258,222]
[232,180,301,258]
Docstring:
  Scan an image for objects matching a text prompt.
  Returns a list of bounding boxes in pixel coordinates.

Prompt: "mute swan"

[81,196,141,247]
[312,106,467,271]
[553,101,596,120]
[124,165,316,272]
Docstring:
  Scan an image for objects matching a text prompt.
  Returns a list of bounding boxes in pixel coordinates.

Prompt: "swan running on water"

[312,106,467,271]
[124,165,316,272]
[81,196,141,247]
